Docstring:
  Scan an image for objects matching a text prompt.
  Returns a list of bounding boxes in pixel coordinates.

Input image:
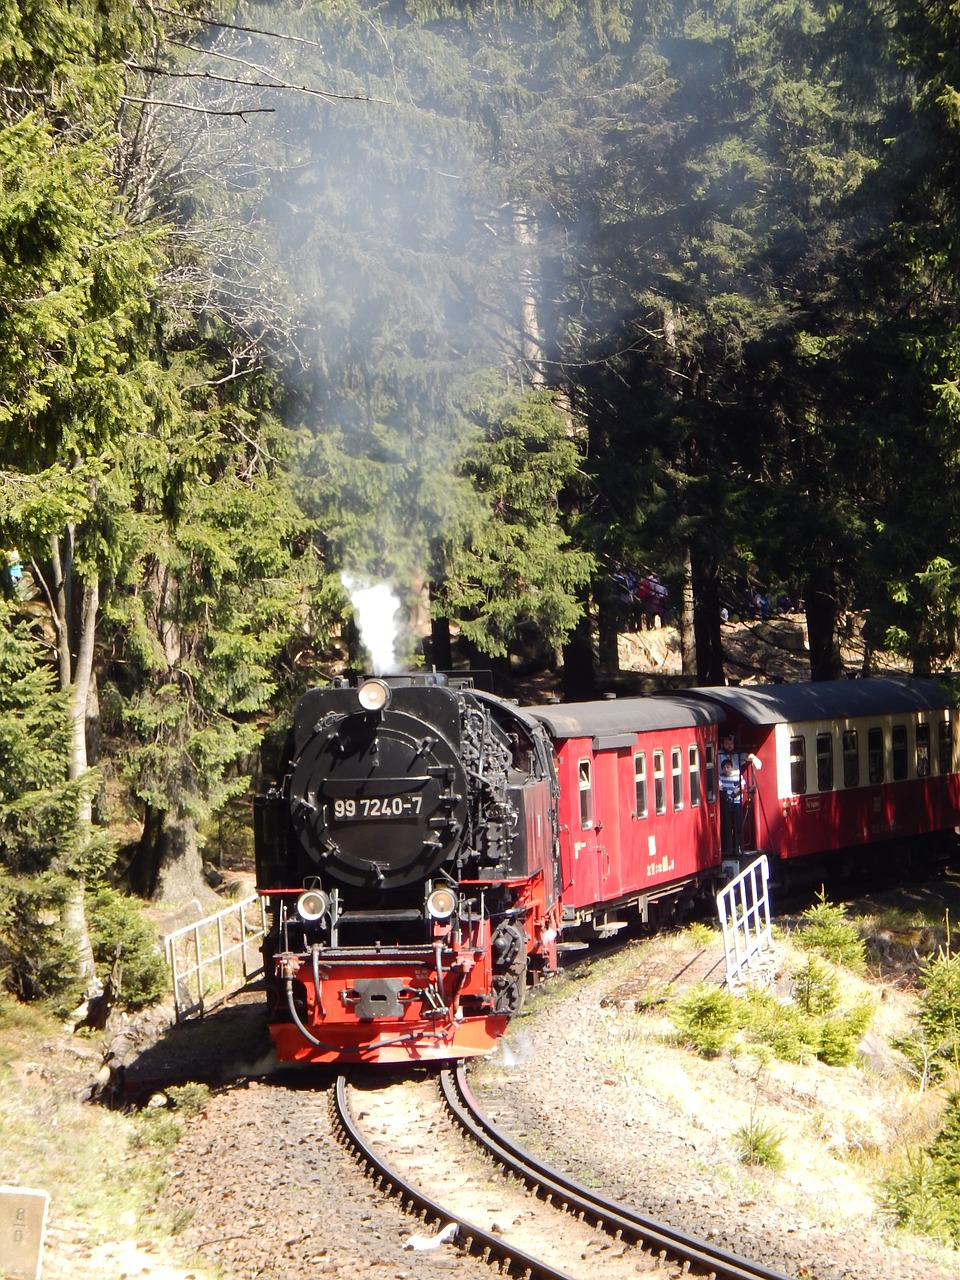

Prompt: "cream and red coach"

[687,677,960,878]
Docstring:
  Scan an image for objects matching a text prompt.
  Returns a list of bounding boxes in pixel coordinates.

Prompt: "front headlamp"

[358,678,392,712]
[296,888,330,922]
[426,886,457,921]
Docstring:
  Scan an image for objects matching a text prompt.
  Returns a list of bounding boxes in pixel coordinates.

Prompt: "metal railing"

[163,893,267,1021]
[717,855,774,988]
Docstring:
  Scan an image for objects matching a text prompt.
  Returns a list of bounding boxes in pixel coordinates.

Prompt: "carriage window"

[578,758,592,829]
[789,736,807,795]
[671,747,683,810]
[867,727,884,785]
[842,729,860,788]
[940,719,953,775]
[653,750,666,815]
[704,742,717,803]
[689,744,701,809]
[892,725,908,780]
[917,723,931,778]
[634,752,647,818]
[816,733,833,792]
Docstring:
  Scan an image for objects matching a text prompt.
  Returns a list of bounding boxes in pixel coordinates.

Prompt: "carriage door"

[597,742,627,900]
[571,754,601,906]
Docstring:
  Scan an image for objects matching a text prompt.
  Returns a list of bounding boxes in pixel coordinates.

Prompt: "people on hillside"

[610,565,668,630]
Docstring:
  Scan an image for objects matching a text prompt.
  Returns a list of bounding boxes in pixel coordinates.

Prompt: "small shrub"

[913,947,960,1086]
[671,984,741,1057]
[795,891,866,973]
[794,954,839,1016]
[167,1082,211,1117]
[768,1005,821,1064]
[885,1096,960,1245]
[0,875,85,1013]
[733,1116,786,1171]
[817,998,873,1067]
[131,1105,184,1153]
[685,921,719,947]
[88,887,168,1010]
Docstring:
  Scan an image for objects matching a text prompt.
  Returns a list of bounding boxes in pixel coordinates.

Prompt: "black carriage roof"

[526,695,723,740]
[671,676,956,726]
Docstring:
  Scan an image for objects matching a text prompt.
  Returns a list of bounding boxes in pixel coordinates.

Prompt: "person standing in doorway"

[718,732,761,855]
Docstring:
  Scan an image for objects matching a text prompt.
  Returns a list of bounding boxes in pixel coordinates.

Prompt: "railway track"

[332,1066,794,1280]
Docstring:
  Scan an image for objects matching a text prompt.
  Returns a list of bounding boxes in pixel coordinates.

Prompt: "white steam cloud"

[342,574,402,675]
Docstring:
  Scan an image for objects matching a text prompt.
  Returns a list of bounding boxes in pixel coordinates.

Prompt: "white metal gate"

[717,855,774,988]
[163,894,266,1021]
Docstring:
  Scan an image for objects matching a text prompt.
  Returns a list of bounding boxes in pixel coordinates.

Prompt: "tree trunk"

[515,204,546,387]
[562,596,595,701]
[48,528,101,995]
[129,805,214,905]
[691,546,725,686]
[679,548,697,679]
[430,611,453,671]
[596,581,620,672]
[805,567,844,681]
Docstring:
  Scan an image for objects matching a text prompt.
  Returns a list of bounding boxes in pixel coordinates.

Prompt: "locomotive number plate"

[330,795,424,821]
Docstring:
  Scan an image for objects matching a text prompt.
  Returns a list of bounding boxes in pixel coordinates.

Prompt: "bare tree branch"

[122,94,275,116]
[153,5,325,50]
[123,58,390,105]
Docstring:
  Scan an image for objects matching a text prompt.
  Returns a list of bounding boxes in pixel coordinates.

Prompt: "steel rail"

[443,1064,795,1280]
[330,1073,577,1280]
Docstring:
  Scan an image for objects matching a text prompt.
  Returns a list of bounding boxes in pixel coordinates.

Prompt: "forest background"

[0,0,958,1010]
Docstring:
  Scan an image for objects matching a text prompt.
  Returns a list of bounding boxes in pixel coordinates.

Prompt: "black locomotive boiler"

[254,673,562,1064]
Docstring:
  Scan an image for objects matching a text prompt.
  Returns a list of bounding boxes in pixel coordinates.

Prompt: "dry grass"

[589,925,957,1259]
[0,998,215,1280]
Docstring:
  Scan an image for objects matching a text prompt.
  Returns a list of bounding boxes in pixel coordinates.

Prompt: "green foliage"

[0,115,162,473]
[166,1081,211,1117]
[87,887,167,1010]
[0,874,83,1010]
[817,1001,874,1068]
[740,989,821,1065]
[899,948,960,1086]
[733,1116,786,1171]
[436,384,594,656]
[670,983,742,1057]
[794,892,867,973]
[131,1082,211,1152]
[670,965,874,1068]
[793,954,840,1016]
[131,1105,184,1153]
[0,600,101,1007]
[117,408,312,836]
[886,1097,960,1246]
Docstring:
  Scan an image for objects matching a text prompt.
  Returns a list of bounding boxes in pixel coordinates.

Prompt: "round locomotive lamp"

[426,886,457,920]
[296,888,330,922]
[357,678,392,712]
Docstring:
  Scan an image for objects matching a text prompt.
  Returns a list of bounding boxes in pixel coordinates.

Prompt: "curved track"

[332,1067,795,1280]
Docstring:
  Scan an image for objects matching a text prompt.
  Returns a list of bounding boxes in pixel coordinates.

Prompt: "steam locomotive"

[254,670,960,1065]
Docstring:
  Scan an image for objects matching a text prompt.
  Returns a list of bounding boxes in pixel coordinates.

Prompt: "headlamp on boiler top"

[357,678,392,712]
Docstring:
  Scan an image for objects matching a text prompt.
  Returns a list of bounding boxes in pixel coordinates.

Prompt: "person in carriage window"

[718,733,761,855]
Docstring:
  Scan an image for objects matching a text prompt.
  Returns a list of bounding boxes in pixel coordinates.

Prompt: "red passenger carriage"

[527,698,724,934]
